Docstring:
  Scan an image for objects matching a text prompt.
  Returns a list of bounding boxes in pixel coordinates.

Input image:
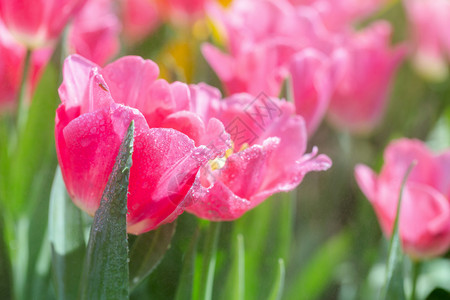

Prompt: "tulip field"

[0,0,449,299]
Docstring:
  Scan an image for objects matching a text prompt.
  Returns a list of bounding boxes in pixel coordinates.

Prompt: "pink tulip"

[289,0,386,30]
[289,48,345,134]
[0,0,87,48]
[355,139,450,259]
[56,55,230,234]
[0,21,51,110]
[403,0,450,81]
[327,21,406,133]
[119,0,160,43]
[202,0,333,97]
[69,0,120,66]
[184,84,332,221]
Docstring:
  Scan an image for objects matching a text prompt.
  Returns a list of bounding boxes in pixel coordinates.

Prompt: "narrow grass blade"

[198,221,221,300]
[267,259,285,300]
[379,162,416,300]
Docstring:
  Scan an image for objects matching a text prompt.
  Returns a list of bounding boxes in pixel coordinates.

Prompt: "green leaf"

[48,166,86,300]
[129,221,177,290]
[174,228,200,300]
[0,211,12,300]
[379,163,415,300]
[267,259,285,300]
[79,121,135,300]
[9,63,59,215]
[284,230,351,300]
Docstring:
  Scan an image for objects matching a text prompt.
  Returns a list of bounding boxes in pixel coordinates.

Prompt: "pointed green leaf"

[129,221,177,290]
[379,162,415,300]
[267,259,285,300]
[174,228,200,300]
[79,121,135,300]
[49,166,85,300]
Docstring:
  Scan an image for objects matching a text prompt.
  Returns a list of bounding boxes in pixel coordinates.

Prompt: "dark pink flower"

[355,139,450,259]
[0,0,87,48]
[184,84,332,220]
[56,55,229,234]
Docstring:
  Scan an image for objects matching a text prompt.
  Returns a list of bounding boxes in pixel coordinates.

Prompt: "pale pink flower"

[185,84,332,220]
[327,21,406,133]
[202,0,334,96]
[403,0,450,81]
[289,0,386,30]
[0,0,87,48]
[56,55,229,234]
[355,139,450,259]
[289,48,345,134]
[69,0,120,66]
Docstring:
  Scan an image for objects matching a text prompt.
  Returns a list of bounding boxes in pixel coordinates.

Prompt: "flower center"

[208,142,249,171]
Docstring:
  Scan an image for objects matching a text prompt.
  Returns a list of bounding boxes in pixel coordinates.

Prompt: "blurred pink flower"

[403,0,450,81]
[56,54,229,234]
[355,139,450,259]
[0,0,87,48]
[119,0,160,43]
[157,0,209,24]
[202,0,334,96]
[0,22,51,110]
[289,0,386,30]
[289,48,345,134]
[69,0,120,66]
[119,0,209,41]
[327,21,406,133]
[184,84,332,221]
[204,2,405,135]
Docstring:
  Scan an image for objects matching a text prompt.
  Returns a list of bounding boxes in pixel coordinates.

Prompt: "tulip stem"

[16,48,32,133]
[410,261,421,300]
[199,221,221,300]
